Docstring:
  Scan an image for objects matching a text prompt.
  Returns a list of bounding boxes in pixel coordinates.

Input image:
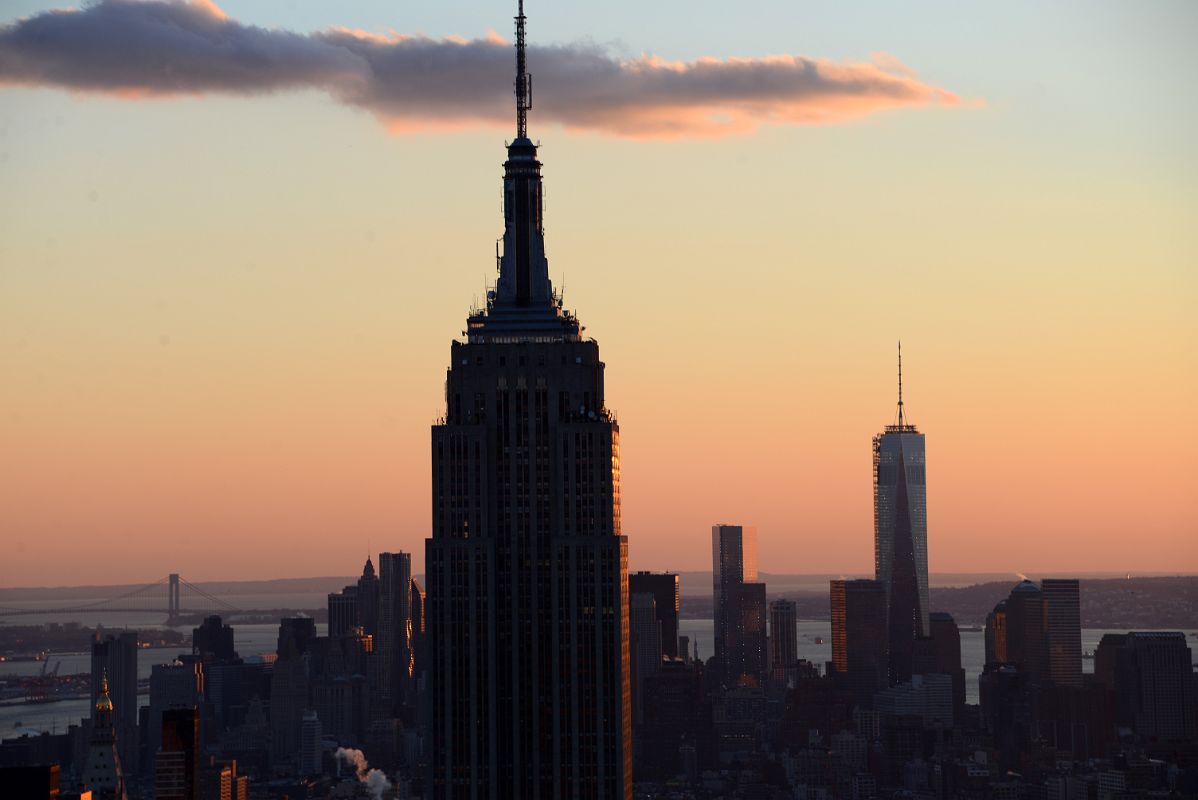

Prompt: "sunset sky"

[1,0,1195,586]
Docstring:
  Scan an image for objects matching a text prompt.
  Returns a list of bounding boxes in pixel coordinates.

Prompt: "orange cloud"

[0,0,966,138]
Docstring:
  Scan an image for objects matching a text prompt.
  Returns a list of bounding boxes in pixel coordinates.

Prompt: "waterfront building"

[873,345,929,685]
[423,4,631,794]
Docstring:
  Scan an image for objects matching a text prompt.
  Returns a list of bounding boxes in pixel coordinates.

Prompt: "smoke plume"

[334,747,392,800]
[0,0,963,138]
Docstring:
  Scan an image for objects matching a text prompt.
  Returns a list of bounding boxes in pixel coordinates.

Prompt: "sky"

[1,0,1195,586]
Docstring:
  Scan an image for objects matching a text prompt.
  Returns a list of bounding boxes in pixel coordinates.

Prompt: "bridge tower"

[168,574,181,624]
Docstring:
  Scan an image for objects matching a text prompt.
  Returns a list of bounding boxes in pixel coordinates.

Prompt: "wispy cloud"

[0,0,963,138]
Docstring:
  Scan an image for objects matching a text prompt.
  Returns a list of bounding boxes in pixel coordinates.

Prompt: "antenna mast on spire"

[897,340,905,428]
[514,0,531,138]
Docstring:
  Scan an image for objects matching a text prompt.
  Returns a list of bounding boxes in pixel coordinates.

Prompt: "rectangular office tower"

[712,524,765,685]
[830,579,888,704]
[1041,578,1082,687]
[873,346,929,685]
[424,6,631,797]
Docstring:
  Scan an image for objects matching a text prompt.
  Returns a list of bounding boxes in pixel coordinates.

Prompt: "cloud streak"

[0,0,962,137]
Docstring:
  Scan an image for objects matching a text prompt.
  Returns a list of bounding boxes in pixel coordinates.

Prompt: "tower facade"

[1041,578,1082,687]
[768,598,797,677]
[424,4,631,796]
[873,345,929,685]
[712,524,759,684]
[82,673,129,800]
[91,632,138,777]
[830,579,888,703]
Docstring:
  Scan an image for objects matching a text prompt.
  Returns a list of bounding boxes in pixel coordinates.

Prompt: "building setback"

[423,4,631,795]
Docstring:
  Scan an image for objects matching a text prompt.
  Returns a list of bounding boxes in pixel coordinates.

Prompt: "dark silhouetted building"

[423,6,631,795]
[1005,580,1049,683]
[146,659,203,774]
[830,579,887,704]
[356,557,380,639]
[636,661,712,781]
[873,346,928,687]
[769,598,797,679]
[192,616,235,662]
[156,707,200,800]
[378,550,413,709]
[629,571,680,658]
[91,631,138,776]
[630,592,662,726]
[0,764,60,798]
[1041,578,1082,687]
[713,524,760,684]
[327,589,357,638]
[924,612,965,720]
[270,618,314,770]
[1095,631,1196,742]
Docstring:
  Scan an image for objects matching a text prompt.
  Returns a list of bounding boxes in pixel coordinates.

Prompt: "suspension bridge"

[0,574,241,624]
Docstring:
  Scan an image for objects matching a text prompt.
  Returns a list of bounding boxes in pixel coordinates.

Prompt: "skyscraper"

[91,631,138,777]
[873,345,929,686]
[82,672,128,800]
[378,551,414,709]
[424,4,631,795]
[768,598,798,679]
[1095,632,1196,742]
[630,593,662,726]
[1005,580,1049,683]
[327,588,357,638]
[830,579,888,704]
[1041,578,1082,687]
[712,524,760,684]
[629,571,681,658]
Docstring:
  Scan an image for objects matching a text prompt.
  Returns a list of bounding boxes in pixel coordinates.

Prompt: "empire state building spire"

[469,1,579,341]
[515,0,530,139]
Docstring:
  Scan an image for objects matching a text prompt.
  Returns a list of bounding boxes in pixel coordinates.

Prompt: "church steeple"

[469,1,579,341]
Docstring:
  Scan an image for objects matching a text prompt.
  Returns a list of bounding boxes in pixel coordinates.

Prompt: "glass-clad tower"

[424,3,632,797]
[873,345,929,686]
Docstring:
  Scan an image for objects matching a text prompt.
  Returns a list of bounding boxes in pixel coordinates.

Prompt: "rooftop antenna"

[897,340,906,428]
[514,0,531,138]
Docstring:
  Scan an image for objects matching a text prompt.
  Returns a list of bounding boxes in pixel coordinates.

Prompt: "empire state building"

[424,3,632,797]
